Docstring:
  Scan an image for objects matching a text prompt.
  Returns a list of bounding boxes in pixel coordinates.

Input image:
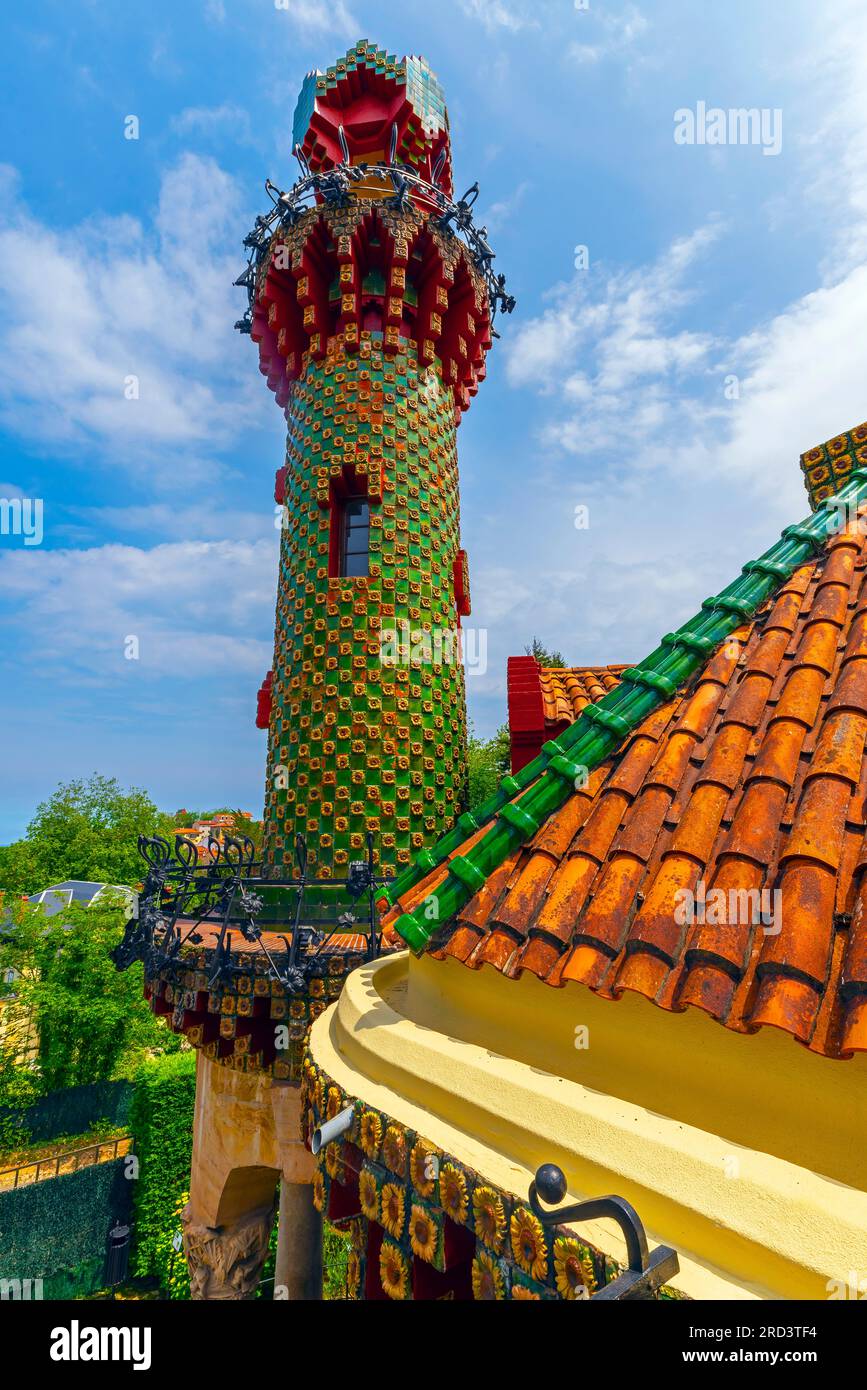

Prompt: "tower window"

[339,497,370,578]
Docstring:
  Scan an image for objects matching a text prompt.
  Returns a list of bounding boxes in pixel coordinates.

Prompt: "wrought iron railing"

[0,1135,133,1191]
[111,832,392,995]
[529,1163,680,1301]
[233,142,516,339]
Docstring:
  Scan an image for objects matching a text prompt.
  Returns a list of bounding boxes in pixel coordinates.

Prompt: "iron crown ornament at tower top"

[233,39,515,347]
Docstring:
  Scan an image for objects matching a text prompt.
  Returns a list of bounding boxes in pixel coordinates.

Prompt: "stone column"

[271,1078,321,1300]
[274,1180,323,1300]
[185,1053,322,1300]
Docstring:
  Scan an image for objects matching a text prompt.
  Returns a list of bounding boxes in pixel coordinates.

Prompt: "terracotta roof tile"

[669,784,730,863]
[533,854,600,942]
[389,510,867,1059]
[507,658,630,772]
[540,664,629,725]
[491,851,558,933]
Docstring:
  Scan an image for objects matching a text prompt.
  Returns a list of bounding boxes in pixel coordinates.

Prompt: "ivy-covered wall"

[0,1157,133,1299]
[128,1051,197,1298]
[0,1079,132,1152]
[0,1054,195,1301]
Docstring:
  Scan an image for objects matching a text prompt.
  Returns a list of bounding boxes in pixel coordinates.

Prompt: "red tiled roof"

[540,664,628,723]
[390,522,867,1060]
[176,920,369,956]
[507,657,628,772]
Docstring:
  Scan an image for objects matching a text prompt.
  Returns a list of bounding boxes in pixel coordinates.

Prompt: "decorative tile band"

[301,1050,686,1301]
[145,944,366,1081]
[801,421,867,511]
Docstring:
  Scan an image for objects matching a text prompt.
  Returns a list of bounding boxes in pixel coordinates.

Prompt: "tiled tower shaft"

[253,41,492,879]
[263,322,466,879]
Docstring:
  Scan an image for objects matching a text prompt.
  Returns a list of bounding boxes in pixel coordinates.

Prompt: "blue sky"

[2,0,867,842]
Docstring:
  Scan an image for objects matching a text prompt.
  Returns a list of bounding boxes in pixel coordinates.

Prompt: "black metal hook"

[529,1164,679,1300]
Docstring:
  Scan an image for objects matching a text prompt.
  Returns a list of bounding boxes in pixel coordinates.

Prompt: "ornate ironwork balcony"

[112,833,393,1081]
[233,154,516,339]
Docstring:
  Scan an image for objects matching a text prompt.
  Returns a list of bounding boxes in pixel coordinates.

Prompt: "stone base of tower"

[184,1051,322,1300]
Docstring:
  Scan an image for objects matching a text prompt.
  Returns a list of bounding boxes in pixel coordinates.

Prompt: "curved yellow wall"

[307,951,867,1300]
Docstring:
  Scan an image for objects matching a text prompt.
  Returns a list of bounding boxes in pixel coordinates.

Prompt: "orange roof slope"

[392,522,867,1060]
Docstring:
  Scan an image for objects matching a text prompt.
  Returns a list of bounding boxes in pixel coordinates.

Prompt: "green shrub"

[128,1052,196,1298]
[323,1223,351,1300]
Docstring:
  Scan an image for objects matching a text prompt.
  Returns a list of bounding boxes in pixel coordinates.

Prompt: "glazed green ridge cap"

[390,470,867,953]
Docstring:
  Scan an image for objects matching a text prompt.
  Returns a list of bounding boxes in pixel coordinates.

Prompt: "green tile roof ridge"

[390,469,867,954]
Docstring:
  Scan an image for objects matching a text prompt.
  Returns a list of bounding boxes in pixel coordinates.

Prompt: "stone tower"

[250,40,497,880]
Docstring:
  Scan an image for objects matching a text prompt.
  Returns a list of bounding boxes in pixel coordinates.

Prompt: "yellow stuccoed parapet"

[307,951,867,1301]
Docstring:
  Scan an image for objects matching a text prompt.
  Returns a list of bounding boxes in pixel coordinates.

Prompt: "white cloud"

[0,155,268,481]
[506,0,867,520]
[171,104,256,146]
[509,216,867,518]
[0,538,277,683]
[457,0,538,33]
[506,222,720,436]
[484,180,531,232]
[274,0,358,37]
[711,266,867,496]
[567,3,648,66]
[457,0,867,717]
[795,0,867,274]
[76,501,274,544]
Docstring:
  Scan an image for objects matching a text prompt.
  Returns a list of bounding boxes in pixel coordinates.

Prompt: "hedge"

[0,1080,132,1154]
[0,1157,133,1298]
[128,1051,197,1298]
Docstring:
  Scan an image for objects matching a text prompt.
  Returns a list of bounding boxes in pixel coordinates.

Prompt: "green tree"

[526,637,566,667]
[0,775,175,895]
[0,895,182,1093]
[467,724,512,812]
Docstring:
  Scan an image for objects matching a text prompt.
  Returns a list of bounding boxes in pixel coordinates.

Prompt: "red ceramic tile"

[722,672,775,730]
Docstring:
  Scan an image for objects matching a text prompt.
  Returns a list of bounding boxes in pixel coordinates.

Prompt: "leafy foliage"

[0,775,176,896]
[0,896,182,1094]
[467,724,511,811]
[128,1052,197,1299]
[0,1064,42,1111]
[323,1222,352,1299]
[526,636,566,667]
